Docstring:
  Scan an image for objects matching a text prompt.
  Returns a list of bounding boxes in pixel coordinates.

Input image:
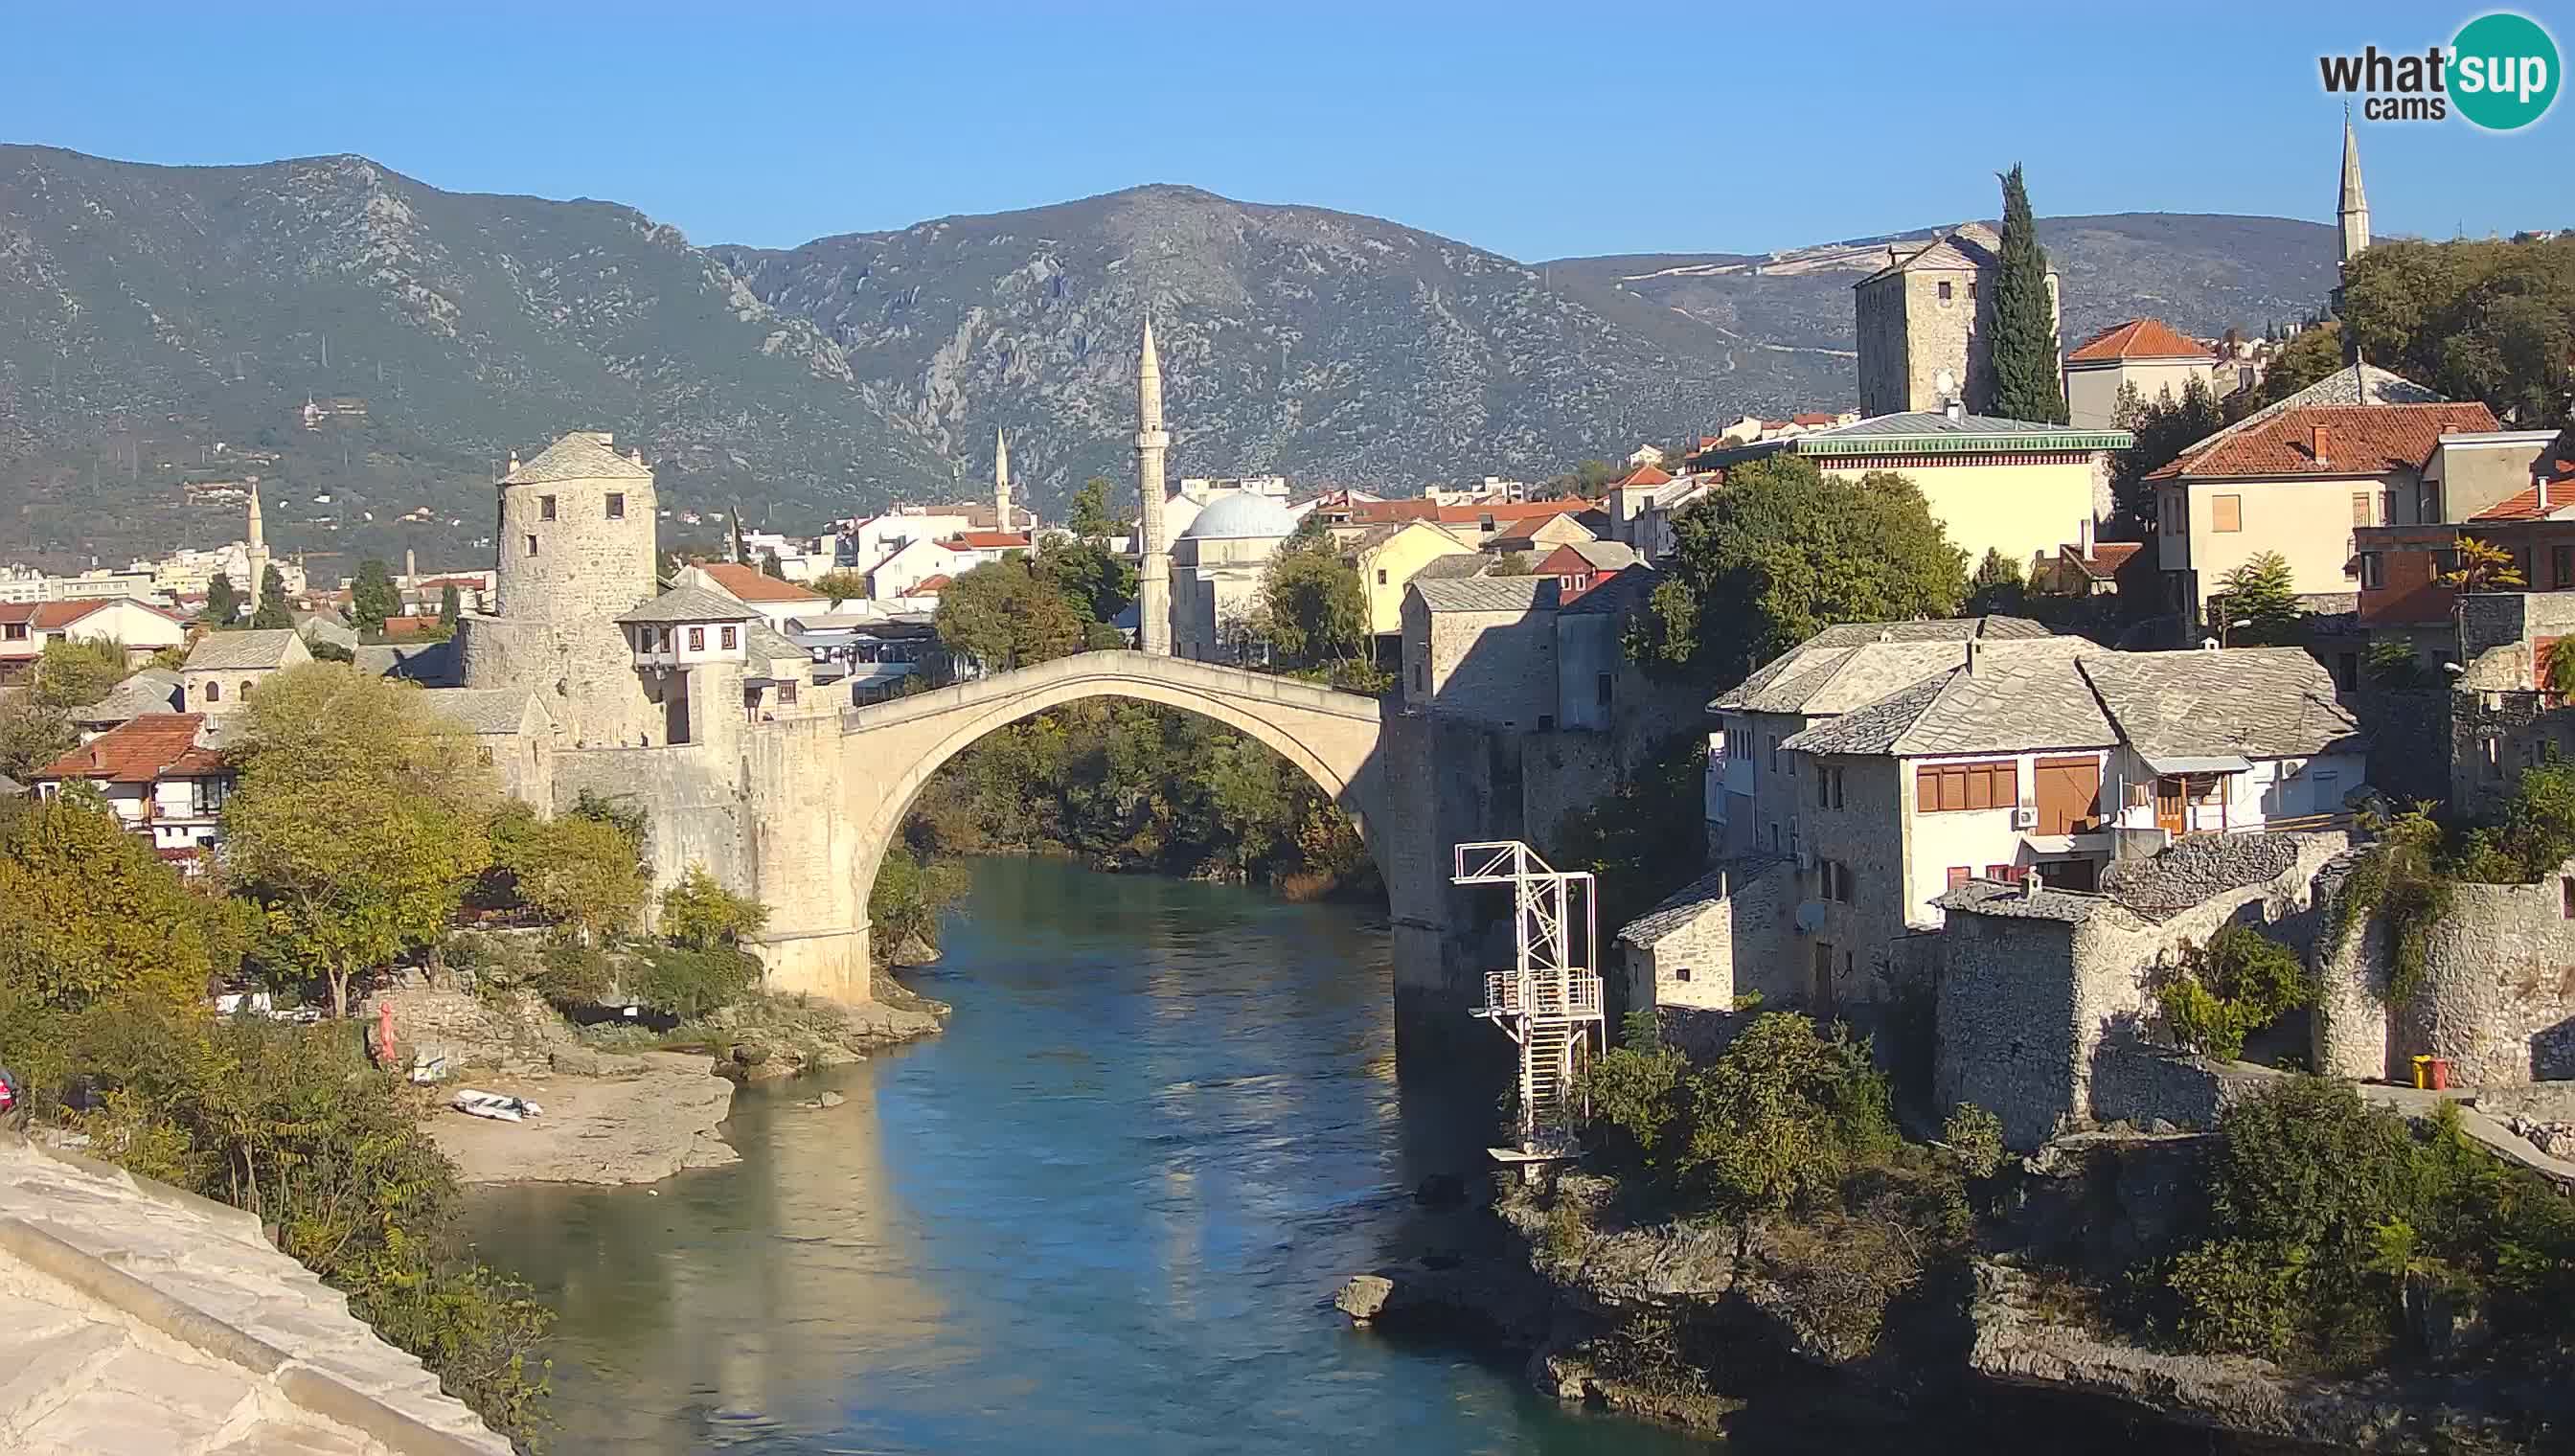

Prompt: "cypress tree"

[203,572,239,626]
[1989,164,2067,423]
[251,563,293,629]
[439,582,461,626]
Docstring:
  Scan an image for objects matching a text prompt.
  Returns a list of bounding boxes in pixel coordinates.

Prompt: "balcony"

[1478,969,1604,1021]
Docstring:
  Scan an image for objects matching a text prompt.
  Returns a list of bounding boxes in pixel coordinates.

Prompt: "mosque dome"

[1177,491,1295,541]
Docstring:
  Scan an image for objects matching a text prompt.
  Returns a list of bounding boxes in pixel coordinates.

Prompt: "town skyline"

[1,2,2564,262]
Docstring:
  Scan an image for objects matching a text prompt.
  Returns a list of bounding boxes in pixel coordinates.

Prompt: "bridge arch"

[833,651,1388,958]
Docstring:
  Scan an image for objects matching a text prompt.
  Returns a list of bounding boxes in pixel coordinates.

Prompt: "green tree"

[2366,638,2429,689]
[2154,925,2310,1062]
[202,571,240,626]
[2443,535,2528,593]
[438,581,460,626]
[0,795,242,1012]
[1068,476,1122,539]
[0,695,76,781]
[761,550,786,580]
[811,570,871,609]
[2214,551,2300,644]
[1629,456,1968,683]
[1034,535,1137,626]
[1965,546,2027,615]
[657,864,770,949]
[1989,164,2067,423]
[2339,236,2575,426]
[1258,539,1366,666]
[868,847,969,961]
[301,631,353,664]
[1682,1013,1896,1215]
[32,637,131,711]
[486,803,649,944]
[250,563,292,629]
[350,557,399,635]
[222,664,494,1015]
[934,558,1084,671]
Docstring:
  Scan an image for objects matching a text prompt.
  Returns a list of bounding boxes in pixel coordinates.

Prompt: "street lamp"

[2219,616,2252,648]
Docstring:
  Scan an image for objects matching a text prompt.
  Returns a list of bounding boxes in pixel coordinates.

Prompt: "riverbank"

[383,972,948,1186]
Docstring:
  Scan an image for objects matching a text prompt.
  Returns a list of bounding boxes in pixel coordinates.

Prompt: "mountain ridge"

[0,148,2338,566]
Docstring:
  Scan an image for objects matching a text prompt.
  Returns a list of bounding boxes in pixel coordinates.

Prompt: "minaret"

[993,427,1013,533]
[243,482,270,614]
[2337,112,2371,273]
[1134,319,1173,654]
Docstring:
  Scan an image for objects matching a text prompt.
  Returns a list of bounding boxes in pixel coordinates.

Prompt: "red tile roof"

[1612,465,1673,489]
[33,713,224,784]
[2063,540,2144,578]
[0,600,116,630]
[696,561,827,603]
[946,532,1031,550]
[2065,317,2216,364]
[2149,402,2502,481]
[379,615,444,638]
[1350,497,1600,529]
[902,574,951,596]
[1790,412,1840,426]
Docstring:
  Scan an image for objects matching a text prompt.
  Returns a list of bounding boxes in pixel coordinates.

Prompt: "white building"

[1170,492,1296,662]
[28,713,235,861]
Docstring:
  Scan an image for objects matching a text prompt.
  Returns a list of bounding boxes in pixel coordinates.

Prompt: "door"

[2154,776,2186,836]
[2034,756,2103,834]
[1811,941,1836,1014]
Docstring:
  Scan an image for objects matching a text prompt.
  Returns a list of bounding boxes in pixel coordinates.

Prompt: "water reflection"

[467,858,1713,1454]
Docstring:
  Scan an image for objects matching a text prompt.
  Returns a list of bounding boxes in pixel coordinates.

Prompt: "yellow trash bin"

[2411,1055,2433,1089]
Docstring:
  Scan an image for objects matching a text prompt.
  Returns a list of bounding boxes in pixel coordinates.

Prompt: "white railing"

[1481,969,1604,1019]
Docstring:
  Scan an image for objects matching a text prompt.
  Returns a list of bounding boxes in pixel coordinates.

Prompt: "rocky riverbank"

[376,974,946,1186]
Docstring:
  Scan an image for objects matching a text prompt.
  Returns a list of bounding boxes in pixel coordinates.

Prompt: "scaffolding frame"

[1454,840,1607,1154]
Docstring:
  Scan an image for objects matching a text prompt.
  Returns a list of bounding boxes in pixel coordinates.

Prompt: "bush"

[1577,1010,1690,1179]
[1942,1103,2006,1181]
[657,866,769,950]
[536,942,614,1010]
[2155,926,2307,1062]
[625,944,762,1019]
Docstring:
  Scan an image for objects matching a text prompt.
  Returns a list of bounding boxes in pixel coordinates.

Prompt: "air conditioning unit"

[2012,805,2039,830]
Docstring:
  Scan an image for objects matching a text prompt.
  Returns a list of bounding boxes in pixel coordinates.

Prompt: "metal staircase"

[1455,841,1607,1155]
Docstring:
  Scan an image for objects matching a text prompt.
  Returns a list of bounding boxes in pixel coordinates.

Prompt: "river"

[467,856,1725,1453]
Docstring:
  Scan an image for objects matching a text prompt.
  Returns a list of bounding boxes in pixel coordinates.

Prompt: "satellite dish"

[1934,368,1958,401]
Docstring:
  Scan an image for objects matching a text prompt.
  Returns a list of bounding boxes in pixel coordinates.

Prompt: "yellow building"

[1353,519,1476,638]
[1698,409,2130,578]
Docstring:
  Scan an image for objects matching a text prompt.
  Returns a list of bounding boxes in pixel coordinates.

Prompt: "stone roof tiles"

[1616,856,1791,945]
[181,628,303,672]
[1708,617,2053,714]
[1411,576,1560,613]
[2079,647,2367,762]
[1781,639,2109,757]
[615,584,761,626]
[503,430,651,485]
[423,688,546,736]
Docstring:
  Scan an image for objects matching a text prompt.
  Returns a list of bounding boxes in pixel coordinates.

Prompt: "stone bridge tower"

[458,431,660,747]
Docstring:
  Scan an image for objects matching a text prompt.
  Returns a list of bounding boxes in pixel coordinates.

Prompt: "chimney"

[2541,476,2552,512]
[1945,398,1965,423]
[2078,516,2095,557]
[2312,424,2332,466]
[1965,638,1981,675]
[2022,867,2044,900]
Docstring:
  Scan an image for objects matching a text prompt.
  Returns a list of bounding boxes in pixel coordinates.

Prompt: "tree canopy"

[202,572,240,626]
[1034,535,1137,626]
[1989,165,2067,423]
[250,563,292,629]
[934,557,1085,671]
[1257,535,1366,667]
[1628,456,1969,684]
[2213,551,2300,644]
[221,663,495,1015]
[351,558,399,635]
[0,795,246,1012]
[1067,476,1123,540]
[811,570,870,609]
[2339,234,2575,426]
[31,637,132,711]
[2111,375,2224,525]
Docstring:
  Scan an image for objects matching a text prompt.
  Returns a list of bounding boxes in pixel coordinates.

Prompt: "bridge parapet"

[840,650,1384,735]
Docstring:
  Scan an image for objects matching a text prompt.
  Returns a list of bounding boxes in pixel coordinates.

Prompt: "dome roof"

[1177,491,1295,541]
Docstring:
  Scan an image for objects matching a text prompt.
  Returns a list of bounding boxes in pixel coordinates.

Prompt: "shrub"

[625,944,761,1019]
[1942,1103,2006,1181]
[657,866,770,950]
[1577,1010,1689,1179]
[536,942,614,1010]
[1681,1013,1896,1216]
[2156,926,2306,1061]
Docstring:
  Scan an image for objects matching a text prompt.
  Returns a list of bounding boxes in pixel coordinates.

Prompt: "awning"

[2144,754,2250,776]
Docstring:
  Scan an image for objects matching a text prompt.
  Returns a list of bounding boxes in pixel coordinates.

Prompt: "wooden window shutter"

[2212,495,2242,533]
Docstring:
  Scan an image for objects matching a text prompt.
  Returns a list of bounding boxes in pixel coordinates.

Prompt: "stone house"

[422,688,557,807]
[178,628,311,715]
[1935,831,2348,1150]
[29,712,235,861]
[2062,317,2221,431]
[1693,410,2129,580]
[1853,224,2058,419]
[2149,363,2495,626]
[1401,576,1561,728]
[2446,590,2575,813]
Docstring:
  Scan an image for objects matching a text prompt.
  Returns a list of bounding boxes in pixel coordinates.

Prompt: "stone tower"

[993,427,1012,532]
[242,482,269,613]
[1135,319,1174,654]
[457,431,660,747]
[2337,113,2371,273]
[1852,226,2057,419]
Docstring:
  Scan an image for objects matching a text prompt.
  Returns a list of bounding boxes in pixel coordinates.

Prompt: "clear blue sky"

[4,1,2564,260]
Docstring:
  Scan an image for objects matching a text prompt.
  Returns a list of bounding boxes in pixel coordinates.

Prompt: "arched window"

[240,680,254,699]
[205,681,221,703]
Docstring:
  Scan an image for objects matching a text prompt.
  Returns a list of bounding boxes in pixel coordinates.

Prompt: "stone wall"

[2318,869,2575,1087]
[554,742,746,895]
[459,612,658,750]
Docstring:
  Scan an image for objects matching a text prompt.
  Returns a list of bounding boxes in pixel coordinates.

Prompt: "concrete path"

[2355,1081,2575,1189]
[0,1133,511,1456]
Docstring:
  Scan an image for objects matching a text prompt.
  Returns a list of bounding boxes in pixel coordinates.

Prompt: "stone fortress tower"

[457,431,662,747]
[1135,319,1174,654]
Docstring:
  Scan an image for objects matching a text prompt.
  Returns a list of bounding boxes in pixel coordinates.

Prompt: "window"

[1937,281,1953,301]
[1818,859,1854,903]
[1816,770,1831,808]
[1945,865,1971,890]
[688,626,705,651]
[191,778,226,815]
[1413,662,1424,693]
[720,626,738,650]
[2484,737,2503,779]
[1831,766,1845,809]
[1985,863,2023,883]
[205,681,220,702]
[1767,736,1779,771]
[539,494,558,521]
[1537,714,1555,731]
[2359,553,2384,590]
[1968,281,1978,300]
[239,680,253,700]
[2555,545,2573,588]
[1674,967,1693,983]
[606,492,626,520]
[780,682,799,706]
[2379,490,2394,525]
[1596,672,1613,710]
[1915,761,2018,812]
[2563,876,2575,920]
[2211,495,2242,533]
[1,623,24,641]
[2335,652,2359,693]
[2350,491,2372,527]
[525,534,539,557]
[476,745,495,767]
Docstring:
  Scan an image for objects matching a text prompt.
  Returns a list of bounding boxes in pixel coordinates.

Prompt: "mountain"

[0,145,944,567]
[0,146,2341,568]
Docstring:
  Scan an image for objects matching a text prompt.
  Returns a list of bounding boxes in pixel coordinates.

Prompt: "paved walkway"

[0,1133,511,1456]
[2357,1081,2575,1189]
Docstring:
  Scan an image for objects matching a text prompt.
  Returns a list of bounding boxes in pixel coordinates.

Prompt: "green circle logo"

[2452,11,2560,130]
